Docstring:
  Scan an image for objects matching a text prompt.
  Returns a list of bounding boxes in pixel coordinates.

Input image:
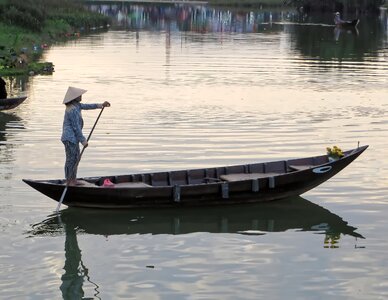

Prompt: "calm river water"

[1,4,388,299]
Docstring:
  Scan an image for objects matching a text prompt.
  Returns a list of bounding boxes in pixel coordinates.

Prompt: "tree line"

[284,0,385,13]
[0,0,109,32]
[0,0,110,75]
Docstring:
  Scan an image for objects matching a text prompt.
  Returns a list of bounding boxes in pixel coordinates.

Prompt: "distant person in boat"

[334,12,359,27]
[61,86,110,186]
[334,12,345,25]
[0,77,7,99]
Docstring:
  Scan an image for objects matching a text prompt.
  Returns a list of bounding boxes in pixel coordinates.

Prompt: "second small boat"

[0,96,27,111]
[334,12,359,28]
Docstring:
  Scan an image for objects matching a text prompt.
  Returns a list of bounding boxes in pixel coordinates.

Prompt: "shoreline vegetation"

[0,0,386,77]
[0,0,110,77]
[208,0,386,11]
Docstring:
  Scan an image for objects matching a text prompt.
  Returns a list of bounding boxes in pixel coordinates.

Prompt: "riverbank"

[207,0,284,8]
[1,0,386,77]
[208,0,385,12]
[0,0,110,77]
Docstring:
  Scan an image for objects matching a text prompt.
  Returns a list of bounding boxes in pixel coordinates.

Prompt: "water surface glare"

[1,5,388,299]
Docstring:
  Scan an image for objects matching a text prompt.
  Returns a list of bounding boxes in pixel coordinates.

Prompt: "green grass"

[0,0,110,76]
[0,23,58,75]
[0,24,41,50]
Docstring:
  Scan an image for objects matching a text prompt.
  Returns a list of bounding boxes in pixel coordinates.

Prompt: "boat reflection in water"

[0,112,21,142]
[334,25,359,42]
[31,196,363,238]
[31,195,363,239]
[29,196,363,299]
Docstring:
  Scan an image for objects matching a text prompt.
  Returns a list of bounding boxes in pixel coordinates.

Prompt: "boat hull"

[337,19,359,28]
[23,145,368,209]
[0,96,27,111]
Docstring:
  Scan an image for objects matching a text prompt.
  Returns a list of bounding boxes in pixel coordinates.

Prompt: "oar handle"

[79,106,105,160]
[87,106,105,142]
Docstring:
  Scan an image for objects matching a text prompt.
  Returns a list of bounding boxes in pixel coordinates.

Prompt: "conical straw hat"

[63,86,87,104]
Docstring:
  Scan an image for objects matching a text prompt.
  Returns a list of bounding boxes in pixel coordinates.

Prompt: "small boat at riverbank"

[0,96,27,111]
[23,145,368,209]
[337,19,359,28]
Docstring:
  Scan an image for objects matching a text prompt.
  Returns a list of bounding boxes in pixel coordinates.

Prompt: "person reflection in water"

[60,221,101,299]
[0,77,7,99]
[60,224,85,299]
[61,86,110,186]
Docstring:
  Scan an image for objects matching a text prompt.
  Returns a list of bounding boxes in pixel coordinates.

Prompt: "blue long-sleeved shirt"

[61,102,100,144]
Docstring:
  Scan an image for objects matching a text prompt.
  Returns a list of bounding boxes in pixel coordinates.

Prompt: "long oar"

[56,107,105,213]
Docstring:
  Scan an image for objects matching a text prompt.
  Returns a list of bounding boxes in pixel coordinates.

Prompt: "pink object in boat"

[103,178,115,187]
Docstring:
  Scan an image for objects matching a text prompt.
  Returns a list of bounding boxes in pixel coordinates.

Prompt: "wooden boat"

[28,196,363,239]
[337,19,359,28]
[0,96,27,111]
[23,145,368,209]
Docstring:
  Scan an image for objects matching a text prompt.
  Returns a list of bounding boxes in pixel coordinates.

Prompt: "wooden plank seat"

[220,172,280,182]
[112,182,152,188]
[75,180,97,187]
[70,180,152,188]
[204,177,222,183]
[288,165,314,171]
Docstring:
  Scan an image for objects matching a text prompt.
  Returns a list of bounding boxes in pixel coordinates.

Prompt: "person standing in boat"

[334,12,345,25]
[61,86,110,186]
[0,77,7,99]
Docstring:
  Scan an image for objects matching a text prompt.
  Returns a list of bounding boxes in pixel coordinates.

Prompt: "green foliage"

[0,67,25,76]
[0,0,110,75]
[0,0,45,31]
[42,19,71,38]
[28,62,54,75]
[0,24,31,51]
[49,12,109,29]
[0,0,109,32]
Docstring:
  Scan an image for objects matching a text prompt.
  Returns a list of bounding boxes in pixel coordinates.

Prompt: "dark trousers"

[63,141,80,181]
